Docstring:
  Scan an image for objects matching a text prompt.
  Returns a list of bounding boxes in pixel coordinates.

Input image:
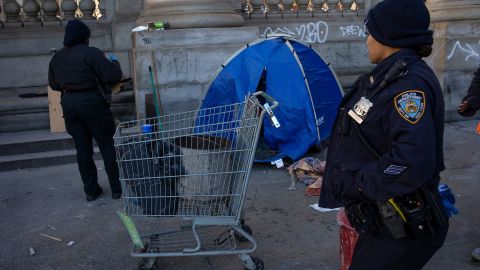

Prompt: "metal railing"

[0,0,104,27]
[242,0,367,19]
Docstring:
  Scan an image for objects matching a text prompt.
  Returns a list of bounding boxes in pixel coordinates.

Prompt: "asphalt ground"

[1,120,479,270]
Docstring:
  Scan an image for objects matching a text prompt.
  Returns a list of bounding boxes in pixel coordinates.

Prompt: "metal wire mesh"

[114,96,263,218]
[135,226,237,255]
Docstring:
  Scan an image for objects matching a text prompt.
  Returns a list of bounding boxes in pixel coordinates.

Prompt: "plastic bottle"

[142,124,153,140]
[148,21,170,30]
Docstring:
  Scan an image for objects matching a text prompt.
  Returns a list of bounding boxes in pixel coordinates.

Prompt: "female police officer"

[49,20,122,202]
[318,0,449,269]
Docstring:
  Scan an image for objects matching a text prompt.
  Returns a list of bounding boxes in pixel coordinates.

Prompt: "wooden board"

[48,86,66,133]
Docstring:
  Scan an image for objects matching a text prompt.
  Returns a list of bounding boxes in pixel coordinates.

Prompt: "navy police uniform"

[48,20,122,201]
[319,0,449,268]
[319,48,444,208]
[319,48,449,270]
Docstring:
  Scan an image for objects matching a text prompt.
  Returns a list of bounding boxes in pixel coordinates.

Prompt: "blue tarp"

[200,37,342,162]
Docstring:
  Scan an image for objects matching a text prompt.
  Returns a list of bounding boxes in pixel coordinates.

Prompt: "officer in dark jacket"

[458,65,480,117]
[319,0,448,269]
[48,20,122,202]
[458,66,480,261]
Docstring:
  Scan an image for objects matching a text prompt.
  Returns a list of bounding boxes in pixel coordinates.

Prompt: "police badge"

[348,96,373,124]
[394,90,425,124]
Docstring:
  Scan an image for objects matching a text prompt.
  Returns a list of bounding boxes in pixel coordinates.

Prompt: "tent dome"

[200,35,343,162]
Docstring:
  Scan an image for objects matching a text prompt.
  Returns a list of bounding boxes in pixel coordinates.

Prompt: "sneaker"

[86,187,103,202]
[112,192,122,200]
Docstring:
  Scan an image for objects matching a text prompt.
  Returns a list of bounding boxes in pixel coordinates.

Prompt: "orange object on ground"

[340,225,359,270]
[476,122,480,134]
[305,177,322,196]
[337,208,359,270]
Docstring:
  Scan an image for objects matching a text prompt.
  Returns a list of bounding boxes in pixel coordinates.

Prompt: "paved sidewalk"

[1,121,479,270]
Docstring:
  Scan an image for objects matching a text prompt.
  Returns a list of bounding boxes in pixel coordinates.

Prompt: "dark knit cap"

[365,0,433,48]
[63,20,91,47]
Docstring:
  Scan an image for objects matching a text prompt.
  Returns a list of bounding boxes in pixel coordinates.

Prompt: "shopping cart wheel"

[235,224,253,242]
[244,257,264,270]
[138,257,158,270]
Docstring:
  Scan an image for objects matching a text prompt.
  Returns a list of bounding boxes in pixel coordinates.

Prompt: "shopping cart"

[114,92,279,270]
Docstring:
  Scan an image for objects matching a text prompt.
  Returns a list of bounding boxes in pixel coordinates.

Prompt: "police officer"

[48,20,122,202]
[318,0,449,269]
[458,66,480,261]
[458,65,480,117]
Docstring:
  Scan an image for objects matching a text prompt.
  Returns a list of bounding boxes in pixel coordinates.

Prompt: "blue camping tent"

[200,35,343,162]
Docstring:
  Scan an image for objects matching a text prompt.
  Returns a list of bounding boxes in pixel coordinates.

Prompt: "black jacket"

[459,65,480,117]
[319,49,445,208]
[48,43,122,92]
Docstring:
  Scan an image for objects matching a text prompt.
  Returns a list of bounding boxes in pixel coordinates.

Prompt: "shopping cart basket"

[114,92,279,270]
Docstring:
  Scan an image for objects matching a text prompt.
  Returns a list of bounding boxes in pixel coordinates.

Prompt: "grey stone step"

[0,112,50,133]
[0,148,101,172]
[0,130,74,156]
[0,129,107,171]
[0,86,135,133]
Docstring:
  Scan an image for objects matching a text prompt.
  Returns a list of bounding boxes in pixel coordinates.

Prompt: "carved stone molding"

[242,0,366,18]
[136,0,244,29]
[0,0,104,26]
[428,0,480,22]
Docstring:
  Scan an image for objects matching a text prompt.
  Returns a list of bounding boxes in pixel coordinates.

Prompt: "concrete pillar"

[131,27,258,119]
[428,0,480,22]
[425,0,480,121]
[136,0,244,29]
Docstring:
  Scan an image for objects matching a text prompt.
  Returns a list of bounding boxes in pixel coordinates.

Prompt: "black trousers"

[61,91,121,196]
[349,222,449,270]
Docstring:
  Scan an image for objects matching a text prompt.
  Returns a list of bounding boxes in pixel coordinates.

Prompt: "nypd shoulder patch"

[394,90,426,124]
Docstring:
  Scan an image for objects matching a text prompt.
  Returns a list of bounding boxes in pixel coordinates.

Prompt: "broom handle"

[148,66,161,118]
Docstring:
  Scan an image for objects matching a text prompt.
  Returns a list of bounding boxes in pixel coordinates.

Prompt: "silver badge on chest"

[348,96,373,124]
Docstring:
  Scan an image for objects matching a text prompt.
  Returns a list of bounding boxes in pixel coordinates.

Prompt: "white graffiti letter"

[447,40,480,61]
[339,25,365,37]
[262,21,329,43]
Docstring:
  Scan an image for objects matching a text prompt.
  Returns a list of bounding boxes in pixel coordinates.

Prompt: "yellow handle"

[388,198,407,222]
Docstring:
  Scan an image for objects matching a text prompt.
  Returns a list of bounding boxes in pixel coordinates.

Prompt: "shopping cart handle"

[251,91,279,110]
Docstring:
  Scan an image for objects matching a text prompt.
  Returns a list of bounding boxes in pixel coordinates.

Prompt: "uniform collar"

[367,49,419,89]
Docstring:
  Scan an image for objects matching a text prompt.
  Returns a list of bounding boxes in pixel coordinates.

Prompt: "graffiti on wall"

[262,21,329,43]
[155,49,198,88]
[339,25,366,38]
[447,40,480,61]
[262,21,367,43]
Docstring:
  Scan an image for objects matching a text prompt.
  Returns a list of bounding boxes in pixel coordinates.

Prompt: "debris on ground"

[472,248,480,262]
[271,159,285,168]
[309,203,340,212]
[48,225,56,231]
[66,241,75,247]
[40,233,62,242]
[29,247,36,256]
[75,214,87,219]
[287,157,325,196]
[305,179,322,196]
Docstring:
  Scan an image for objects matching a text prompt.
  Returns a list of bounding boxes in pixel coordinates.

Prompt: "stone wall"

[0,0,135,132]
[129,0,374,118]
[131,27,259,118]
[0,0,479,132]
[428,21,480,121]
